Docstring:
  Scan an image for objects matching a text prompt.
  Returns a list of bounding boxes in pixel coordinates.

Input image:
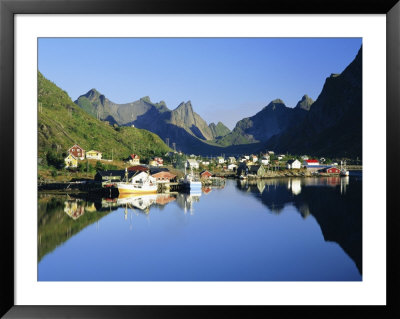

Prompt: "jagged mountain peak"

[271,98,285,105]
[295,94,314,111]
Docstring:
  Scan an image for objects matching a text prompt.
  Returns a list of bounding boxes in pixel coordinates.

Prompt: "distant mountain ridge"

[73,45,362,158]
[75,92,231,152]
[215,96,313,146]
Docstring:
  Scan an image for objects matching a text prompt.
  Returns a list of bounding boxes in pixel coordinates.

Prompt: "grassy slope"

[38,71,171,161]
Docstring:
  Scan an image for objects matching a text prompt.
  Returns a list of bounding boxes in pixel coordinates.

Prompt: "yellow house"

[149,160,157,166]
[86,150,102,160]
[65,154,78,168]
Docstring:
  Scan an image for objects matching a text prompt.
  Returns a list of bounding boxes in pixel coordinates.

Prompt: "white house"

[127,154,140,165]
[286,159,301,169]
[251,155,258,162]
[243,155,250,160]
[202,161,210,166]
[186,159,199,169]
[261,158,269,165]
[227,163,238,171]
[217,157,225,164]
[228,156,236,163]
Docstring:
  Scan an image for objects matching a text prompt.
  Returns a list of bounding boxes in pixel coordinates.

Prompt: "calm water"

[38,174,362,281]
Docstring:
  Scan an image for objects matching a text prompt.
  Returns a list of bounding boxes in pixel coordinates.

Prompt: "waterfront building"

[303,159,320,167]
[319,167,341,174]
[248,165,265,177]
[286,159,301,169]
[200,170,212,179]
[227,163,238,171]
[151,171,177,183]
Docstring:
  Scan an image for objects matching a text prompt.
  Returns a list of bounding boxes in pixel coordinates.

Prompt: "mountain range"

[38,72,170,163]
[72,46,362,158]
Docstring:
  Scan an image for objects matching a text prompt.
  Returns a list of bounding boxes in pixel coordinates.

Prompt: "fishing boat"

[182,163,202,192]
[116,168,158,194]
[340,161,349,176]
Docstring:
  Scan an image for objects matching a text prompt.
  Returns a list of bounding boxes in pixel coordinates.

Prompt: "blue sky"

[38,38,361,129]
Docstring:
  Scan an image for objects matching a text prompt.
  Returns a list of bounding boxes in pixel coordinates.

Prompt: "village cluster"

[63,144,346,184]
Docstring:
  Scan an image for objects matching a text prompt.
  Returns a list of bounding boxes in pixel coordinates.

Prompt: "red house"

[68,144,85,160]
[154,157,164,166]
[325,167,341,174]
[200,170,212,179]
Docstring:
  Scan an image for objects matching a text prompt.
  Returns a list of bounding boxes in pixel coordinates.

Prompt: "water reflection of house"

[85,202,97,213]
[256,180,265,193]
[64,200,85,220]
[287,179,302,195]
[202,186,212,194]
[155,194,176,205]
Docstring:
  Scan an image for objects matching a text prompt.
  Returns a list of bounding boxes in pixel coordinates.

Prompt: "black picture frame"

[1,0,399,318]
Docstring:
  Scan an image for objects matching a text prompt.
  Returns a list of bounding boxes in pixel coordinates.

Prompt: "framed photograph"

[1,0,399,318]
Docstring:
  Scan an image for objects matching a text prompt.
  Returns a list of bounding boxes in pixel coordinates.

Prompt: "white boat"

[116,169,158,194]
[340,161,350,176]
[182,163,202,192]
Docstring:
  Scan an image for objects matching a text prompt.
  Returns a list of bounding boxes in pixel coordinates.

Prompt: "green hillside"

[38,71,171,164]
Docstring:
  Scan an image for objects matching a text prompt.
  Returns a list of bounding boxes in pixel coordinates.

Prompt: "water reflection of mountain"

[236,177,362,274]
[38,193,179,261]
[38,194,117,262]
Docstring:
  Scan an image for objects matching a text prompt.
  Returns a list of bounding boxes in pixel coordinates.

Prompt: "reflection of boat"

[177,191,201,214]
[116,169,158,194]
[117,193,158,211]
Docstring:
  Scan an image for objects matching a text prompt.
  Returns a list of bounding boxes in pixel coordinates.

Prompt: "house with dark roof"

[286,159,301,169]
[94,170,127,184]
[248,165,265,177]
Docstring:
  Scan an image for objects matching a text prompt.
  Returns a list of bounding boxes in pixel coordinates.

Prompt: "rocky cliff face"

[266,46,362,158]
[209,121,231,138]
